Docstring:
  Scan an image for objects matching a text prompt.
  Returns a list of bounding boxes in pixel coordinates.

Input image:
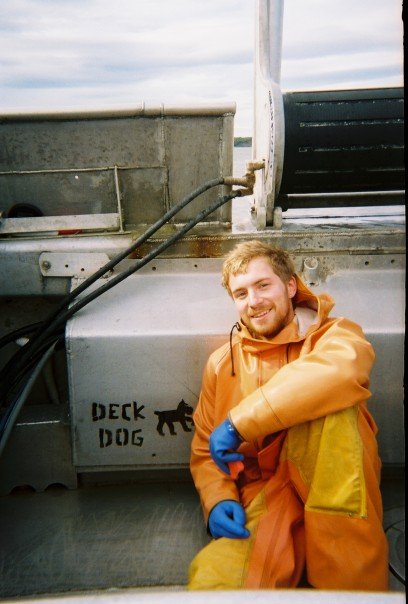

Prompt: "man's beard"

[245,306,293,340]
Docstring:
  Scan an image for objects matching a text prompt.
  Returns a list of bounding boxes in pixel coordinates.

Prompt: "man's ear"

[287,276,297,299]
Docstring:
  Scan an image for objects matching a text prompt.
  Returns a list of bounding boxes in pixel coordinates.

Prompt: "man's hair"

[221,240,296,295]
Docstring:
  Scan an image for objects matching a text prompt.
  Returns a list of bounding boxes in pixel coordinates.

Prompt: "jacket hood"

[233,274,335,352]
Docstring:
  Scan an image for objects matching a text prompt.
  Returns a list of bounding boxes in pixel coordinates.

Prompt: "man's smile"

[250,308,272,319]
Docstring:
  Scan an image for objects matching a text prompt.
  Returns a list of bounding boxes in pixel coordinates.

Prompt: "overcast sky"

[0,0,404,135]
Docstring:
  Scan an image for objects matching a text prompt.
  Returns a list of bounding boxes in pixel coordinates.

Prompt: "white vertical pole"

[253,0,285,228]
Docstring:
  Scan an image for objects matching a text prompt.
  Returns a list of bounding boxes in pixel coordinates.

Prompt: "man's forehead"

[229,258,280,287]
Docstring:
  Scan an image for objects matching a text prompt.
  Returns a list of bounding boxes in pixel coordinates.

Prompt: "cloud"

[281,50,403,91]
[280,0,403,91]
[0,0,403,135]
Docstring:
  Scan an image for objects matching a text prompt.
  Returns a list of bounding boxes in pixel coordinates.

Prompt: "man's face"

[229,256,297,339]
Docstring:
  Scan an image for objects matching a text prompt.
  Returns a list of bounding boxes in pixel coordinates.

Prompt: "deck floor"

[0,480,209,598]
[0,474,404,598]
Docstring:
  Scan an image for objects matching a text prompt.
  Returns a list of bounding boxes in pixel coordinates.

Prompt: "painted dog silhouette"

[154,399,194,436]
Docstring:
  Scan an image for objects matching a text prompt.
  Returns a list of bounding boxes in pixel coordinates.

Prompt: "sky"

[0,0,404,136]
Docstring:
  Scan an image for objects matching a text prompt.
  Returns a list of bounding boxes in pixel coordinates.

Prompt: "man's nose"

[248,289,262,307]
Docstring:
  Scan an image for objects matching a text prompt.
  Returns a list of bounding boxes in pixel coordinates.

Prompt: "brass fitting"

[224,160,265,196]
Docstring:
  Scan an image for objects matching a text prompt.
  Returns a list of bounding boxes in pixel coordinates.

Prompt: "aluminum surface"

[39,252,111,278]
[0,405,77,494]
[0,105,234,231]
[66,259,404,469]
[67,265,237,469]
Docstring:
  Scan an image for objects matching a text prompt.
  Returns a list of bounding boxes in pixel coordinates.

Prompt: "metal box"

[0,104,235,232]
[66,258,235,470]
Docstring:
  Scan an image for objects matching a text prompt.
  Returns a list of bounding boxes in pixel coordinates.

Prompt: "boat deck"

[0,470,404,598]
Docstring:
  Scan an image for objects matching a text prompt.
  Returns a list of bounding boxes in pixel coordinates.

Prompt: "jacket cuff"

[226,415,244,441]
[229,387,284,442]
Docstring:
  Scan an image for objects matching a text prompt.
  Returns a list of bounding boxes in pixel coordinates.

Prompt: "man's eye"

[235,292,246,299]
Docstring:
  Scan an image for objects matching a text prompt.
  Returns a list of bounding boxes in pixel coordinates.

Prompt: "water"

[233,145,252,176]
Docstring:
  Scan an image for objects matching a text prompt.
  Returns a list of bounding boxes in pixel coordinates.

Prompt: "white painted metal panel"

[67,259,404,469]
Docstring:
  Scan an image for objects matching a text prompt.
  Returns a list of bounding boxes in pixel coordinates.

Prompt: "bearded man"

[189,240,388,591]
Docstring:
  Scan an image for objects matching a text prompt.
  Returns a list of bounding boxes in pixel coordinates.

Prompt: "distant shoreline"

[234,137,252,147]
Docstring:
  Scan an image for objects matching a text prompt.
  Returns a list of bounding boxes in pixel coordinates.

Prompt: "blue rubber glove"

[208,500,250,539]
[209,418,244,474]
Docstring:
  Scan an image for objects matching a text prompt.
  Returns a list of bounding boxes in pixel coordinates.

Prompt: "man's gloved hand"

[209,418,244,474]
[208,500,250,539]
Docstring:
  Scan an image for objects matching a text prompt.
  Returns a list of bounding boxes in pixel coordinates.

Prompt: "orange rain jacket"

[190,275,388,590]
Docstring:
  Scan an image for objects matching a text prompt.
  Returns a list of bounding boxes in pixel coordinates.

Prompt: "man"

[189,240,388,590]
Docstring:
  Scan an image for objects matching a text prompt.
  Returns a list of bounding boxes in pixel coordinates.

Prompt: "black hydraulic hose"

[0,190,241,405]
[0,178,224,400]
[0,177,225,401]
[0,324,65,403]
[32,177,225,337]
[1,329,64,401]
[0,322,42,351]
[0,339,61,453]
